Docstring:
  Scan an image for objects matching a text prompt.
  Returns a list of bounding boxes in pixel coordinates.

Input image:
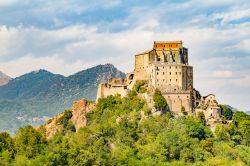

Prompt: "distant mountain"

[225,105,239,112]
[246,111,250,115]
[0,71,11,86]
[0,64,125,133]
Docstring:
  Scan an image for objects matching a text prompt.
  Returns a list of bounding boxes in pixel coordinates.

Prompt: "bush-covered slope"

[0,89,250,165]
[0,64,125,133]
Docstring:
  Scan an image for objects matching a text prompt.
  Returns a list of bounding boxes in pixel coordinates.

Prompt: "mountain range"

[0,71,11,86]
[0,64,125,133]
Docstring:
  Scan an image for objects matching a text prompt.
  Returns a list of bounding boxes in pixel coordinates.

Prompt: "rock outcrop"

[43,99,96,139]
[71,99,96,131]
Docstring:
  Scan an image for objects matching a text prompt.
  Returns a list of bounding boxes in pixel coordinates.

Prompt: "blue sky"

[0,0,250,111]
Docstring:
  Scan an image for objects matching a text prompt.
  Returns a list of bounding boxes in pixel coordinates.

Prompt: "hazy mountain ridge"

[0,64,125,133]
[0,71,12,86]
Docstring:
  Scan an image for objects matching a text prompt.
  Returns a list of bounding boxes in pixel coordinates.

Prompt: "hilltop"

[0,64,125,133]
[0,71,11,86]
[0,82,249,165]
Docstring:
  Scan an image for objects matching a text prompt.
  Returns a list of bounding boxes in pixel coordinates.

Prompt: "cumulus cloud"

[0,0,249,110]
[0,0,17,7]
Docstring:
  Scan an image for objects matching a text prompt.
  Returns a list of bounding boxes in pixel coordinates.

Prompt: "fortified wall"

[96,41,221,122]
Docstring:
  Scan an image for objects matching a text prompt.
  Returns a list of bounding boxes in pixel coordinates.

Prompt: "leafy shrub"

[153,89,168,111]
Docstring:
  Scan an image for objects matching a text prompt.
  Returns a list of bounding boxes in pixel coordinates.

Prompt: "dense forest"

[0,85,250,165]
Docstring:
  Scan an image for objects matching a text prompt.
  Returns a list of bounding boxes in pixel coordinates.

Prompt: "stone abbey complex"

[96,41,221,123]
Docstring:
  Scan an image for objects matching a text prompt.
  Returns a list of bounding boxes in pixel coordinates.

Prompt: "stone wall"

[96,83,128,102]
[147,64,193,91]
[163,92,193,115]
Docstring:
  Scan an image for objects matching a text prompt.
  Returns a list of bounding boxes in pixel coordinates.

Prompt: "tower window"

[176,72,177,75]
[179,72,181,74]
[170,72,171,75]
[157,72,159,75]
[163,72,165,75]
[176,79,178,82]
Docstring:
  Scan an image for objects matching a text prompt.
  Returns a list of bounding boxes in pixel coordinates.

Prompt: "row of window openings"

[157,66,179,70]
[139,66,182,70]
[156,79,178,82]
[156,72,181,75]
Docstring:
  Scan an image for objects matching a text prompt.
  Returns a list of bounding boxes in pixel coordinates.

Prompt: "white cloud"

[0,0,17,7]
[211,70,234,78]
[0,0,250,111]
[212,8,250,24]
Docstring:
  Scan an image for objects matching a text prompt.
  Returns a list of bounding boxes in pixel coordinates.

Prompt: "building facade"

[96,41,221,120]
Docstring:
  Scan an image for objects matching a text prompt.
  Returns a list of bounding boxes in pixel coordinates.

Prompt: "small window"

[176,72,177,75]
[176,79,178,82]
[157,72,159,75]
[179,72,181,75]
[170,79,171,82]
[170,72,171,75]
[163,72,165,75]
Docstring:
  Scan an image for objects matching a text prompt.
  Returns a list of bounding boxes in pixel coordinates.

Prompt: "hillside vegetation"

[0,86,250,165]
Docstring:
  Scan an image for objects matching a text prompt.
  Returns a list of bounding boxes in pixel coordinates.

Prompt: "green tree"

[219,105,234,120]
[197,112,206,126]
[14,126,47,159]
[153,89,168,111]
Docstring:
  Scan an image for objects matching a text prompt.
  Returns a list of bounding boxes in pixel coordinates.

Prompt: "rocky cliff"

[44,99,96,139]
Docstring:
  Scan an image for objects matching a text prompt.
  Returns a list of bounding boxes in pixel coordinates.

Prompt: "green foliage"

[219,105,234,120]
[0,97,250,165]
[57,110,76,133]
[133,81,147,93]
[14,126,47,159]
[197,112,206,126]
[153,89,168,111]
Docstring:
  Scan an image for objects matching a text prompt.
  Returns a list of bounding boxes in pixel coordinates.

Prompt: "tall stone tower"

[134,41,193,114]
[96,40,221,121]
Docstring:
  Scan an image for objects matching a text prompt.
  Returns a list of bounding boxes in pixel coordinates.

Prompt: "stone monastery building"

[97,41,221,123]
